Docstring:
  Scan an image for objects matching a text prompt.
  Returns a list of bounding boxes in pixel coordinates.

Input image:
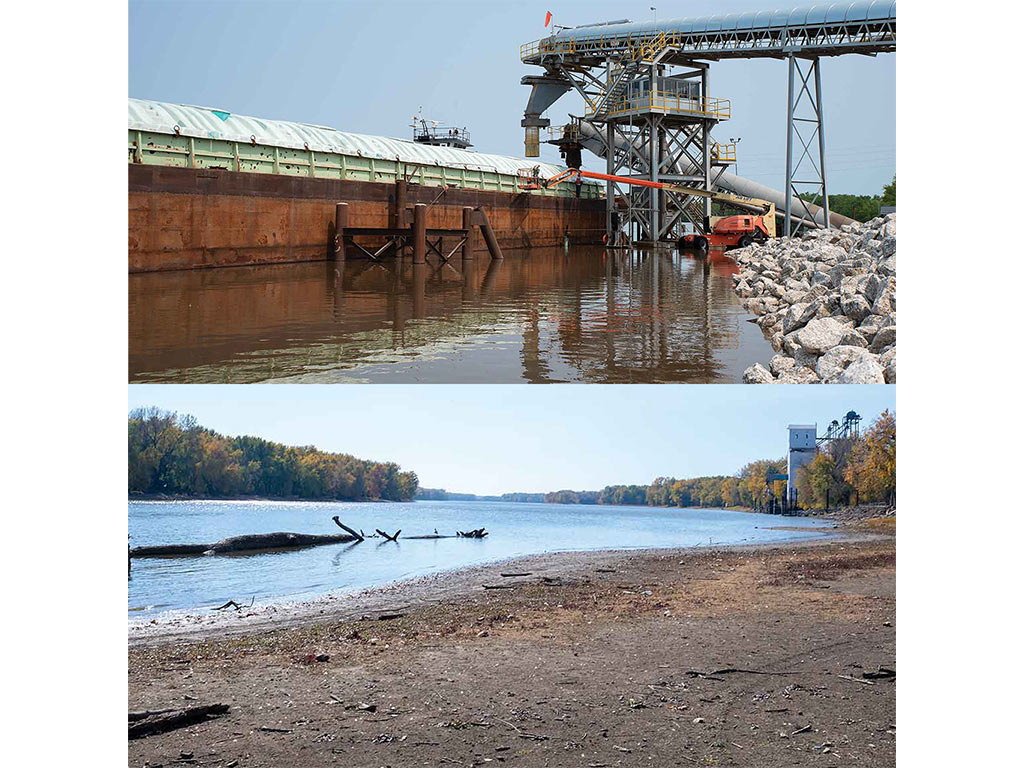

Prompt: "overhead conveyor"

[519,2,896,244]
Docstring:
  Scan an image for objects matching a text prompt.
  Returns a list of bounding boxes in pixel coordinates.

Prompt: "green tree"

[128,409,418,502]
[881,176,895,207]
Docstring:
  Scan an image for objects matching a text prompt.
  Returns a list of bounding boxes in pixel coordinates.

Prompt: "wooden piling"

[476,207,504,260]
[412,262,426,317]
[461,207,475,261]
[334,202,348,261]
[395,181,408,256]
[413,203,426,264]
[394,181,407,228]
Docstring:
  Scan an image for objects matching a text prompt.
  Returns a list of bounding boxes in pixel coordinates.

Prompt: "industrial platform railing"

[588,94,731,120]
[712,142,737,164]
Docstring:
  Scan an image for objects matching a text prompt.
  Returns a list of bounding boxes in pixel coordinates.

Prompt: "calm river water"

[128,499,833,618]
[129,247,772,383]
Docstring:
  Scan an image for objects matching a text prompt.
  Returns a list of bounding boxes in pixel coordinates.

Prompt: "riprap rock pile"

[733,214,895,384]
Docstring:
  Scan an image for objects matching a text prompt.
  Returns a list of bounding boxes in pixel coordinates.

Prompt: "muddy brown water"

[128,247,772,383]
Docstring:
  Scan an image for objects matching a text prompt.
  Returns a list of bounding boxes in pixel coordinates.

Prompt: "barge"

[128,98,605,272]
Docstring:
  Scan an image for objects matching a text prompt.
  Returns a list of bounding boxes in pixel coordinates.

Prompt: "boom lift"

[545,168,775,250]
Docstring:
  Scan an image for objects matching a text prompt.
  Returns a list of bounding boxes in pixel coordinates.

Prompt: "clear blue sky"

[128,0,895,195]
[127,386,896,495]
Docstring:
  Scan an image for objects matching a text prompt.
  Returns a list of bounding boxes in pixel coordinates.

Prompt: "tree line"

[800,175,895,223]
[537,458,786,511]
[129,408,418,501]
[527,412,895,512]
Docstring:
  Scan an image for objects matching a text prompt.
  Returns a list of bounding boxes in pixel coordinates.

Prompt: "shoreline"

[130,495,887,524]
[129,494,401,503]
[130,532,895,767]
[129,526,856,647]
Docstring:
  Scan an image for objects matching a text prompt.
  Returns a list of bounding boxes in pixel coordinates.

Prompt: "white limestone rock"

[840,293,872,322]
[816,346,886,384]
[768,354,796,377]
[781,301,819,333]
[742,363,774,384]
[777,366,821,384]
[793,317,849,355]
[869,325,896,354]
[881,347,896,384]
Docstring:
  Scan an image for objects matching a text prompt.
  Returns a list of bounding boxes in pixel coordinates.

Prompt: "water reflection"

[129,247,772,383]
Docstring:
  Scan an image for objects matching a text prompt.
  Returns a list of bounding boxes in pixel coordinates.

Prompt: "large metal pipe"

[574,121,853,229]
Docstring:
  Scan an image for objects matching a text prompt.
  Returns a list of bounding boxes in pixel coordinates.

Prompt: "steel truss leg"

[785,54,830,237]
[560,54,717,244]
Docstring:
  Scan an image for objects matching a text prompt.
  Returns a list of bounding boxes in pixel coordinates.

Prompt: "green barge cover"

[128,98,600,199]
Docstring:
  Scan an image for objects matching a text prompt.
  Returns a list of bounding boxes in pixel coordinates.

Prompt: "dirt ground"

[129,535,895,767]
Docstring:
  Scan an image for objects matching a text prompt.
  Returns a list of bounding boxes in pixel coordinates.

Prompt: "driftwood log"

[130,529,361,558]
[131,520,486,558]
[128,703,229,740]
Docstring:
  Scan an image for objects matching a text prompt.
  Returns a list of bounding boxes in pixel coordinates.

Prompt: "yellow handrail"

[522,29,683,62]
[712,143,737,163]
[586,94,731,120]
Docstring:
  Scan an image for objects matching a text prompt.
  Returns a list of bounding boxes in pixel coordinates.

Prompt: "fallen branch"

[863,666,896,680]
[686,667,797,679]
[213,596,255,612]
[501,572,532,577]
[128,703,229,740]
[838,674,875,685]
[331,517,364,542]
[375,529,401,542]
[457,528,488,538]
[496,717,548,741]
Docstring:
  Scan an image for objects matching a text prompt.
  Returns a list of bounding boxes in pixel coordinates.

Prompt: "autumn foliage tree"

[793,411,895,509]
[128,408,418,501]
[843,410,896,504]
[796,453,838,509]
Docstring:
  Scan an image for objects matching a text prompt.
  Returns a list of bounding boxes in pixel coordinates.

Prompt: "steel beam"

[784,55,830,236]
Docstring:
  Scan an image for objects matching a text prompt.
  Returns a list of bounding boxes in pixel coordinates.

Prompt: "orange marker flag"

[544,11,552,27]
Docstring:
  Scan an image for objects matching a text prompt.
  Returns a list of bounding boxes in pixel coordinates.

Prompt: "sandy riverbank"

[129,531,895,766]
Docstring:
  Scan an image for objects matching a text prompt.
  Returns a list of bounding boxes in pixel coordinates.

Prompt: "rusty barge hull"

[129,165,605,273]
[127,98,605,273]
